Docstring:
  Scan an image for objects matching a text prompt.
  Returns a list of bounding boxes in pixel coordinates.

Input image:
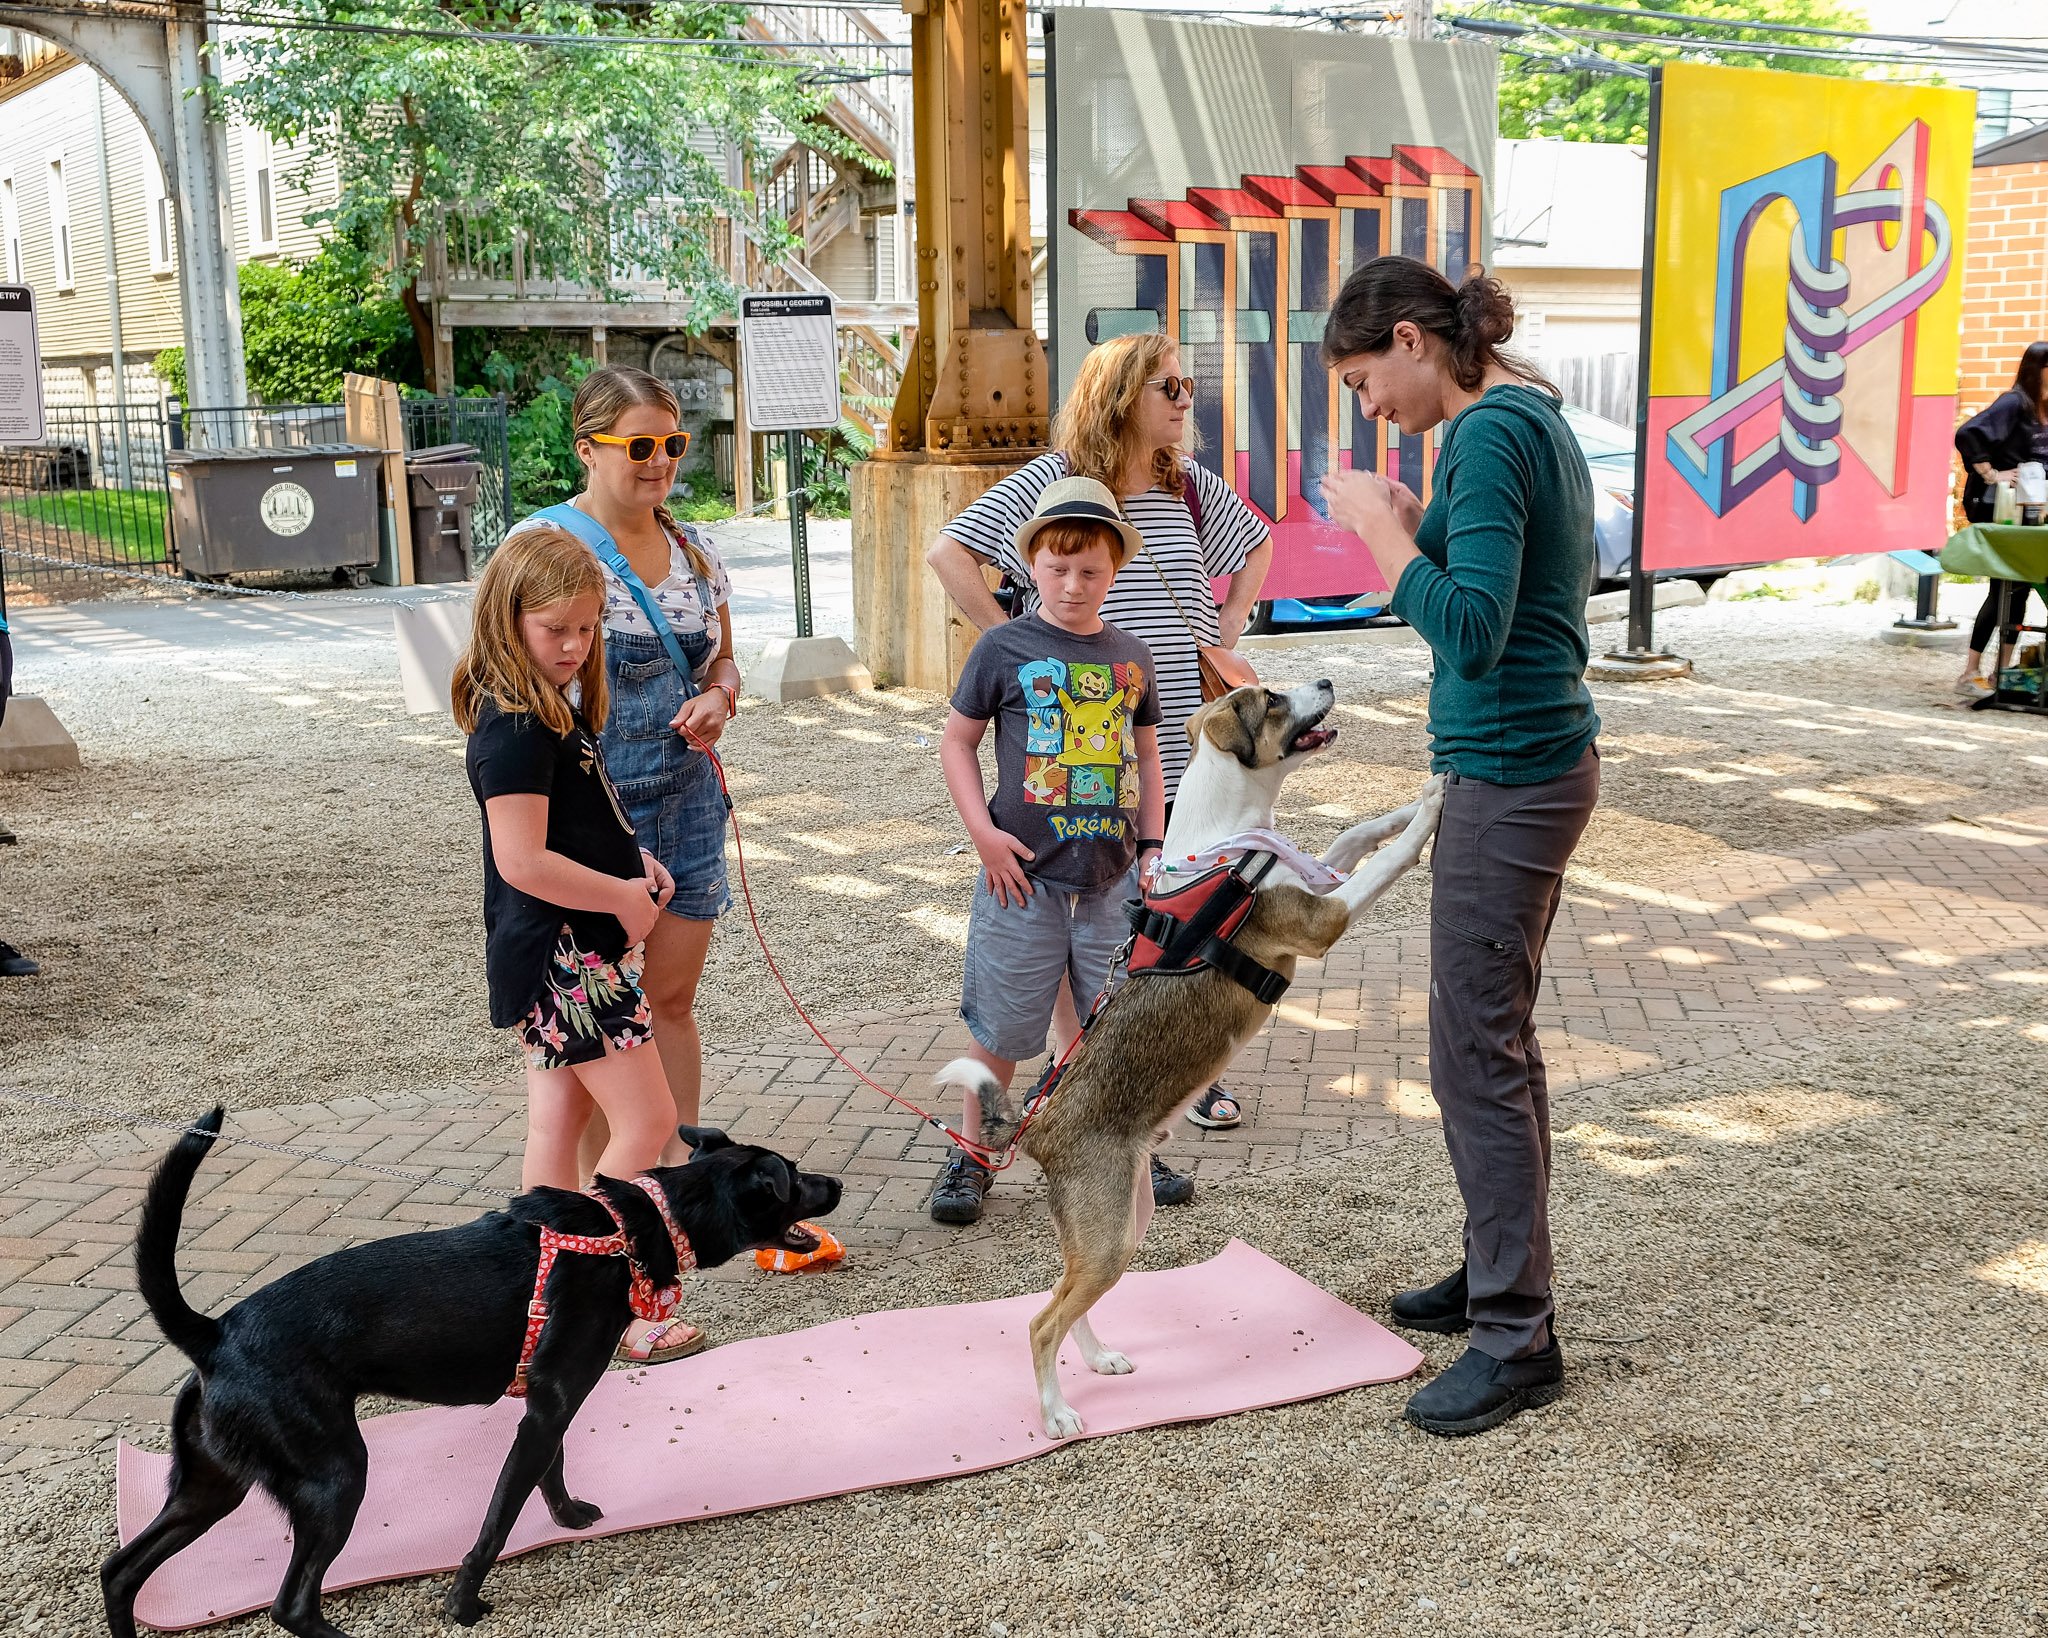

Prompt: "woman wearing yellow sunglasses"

[506,364,741,1366]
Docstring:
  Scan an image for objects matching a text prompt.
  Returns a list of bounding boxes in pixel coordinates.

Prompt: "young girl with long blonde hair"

[453,527,705,1362]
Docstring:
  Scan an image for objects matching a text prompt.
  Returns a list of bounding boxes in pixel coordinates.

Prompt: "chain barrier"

[1,480,837,610]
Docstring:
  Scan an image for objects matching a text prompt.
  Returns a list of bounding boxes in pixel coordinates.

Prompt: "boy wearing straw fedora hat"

[930,479,1167,1225]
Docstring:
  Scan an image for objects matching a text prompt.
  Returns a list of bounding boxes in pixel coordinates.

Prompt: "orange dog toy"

[756,1223,845,1274]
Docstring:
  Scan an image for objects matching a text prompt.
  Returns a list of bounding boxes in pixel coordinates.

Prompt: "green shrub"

[486,352,596,515]
[151,347,187,399]
[148,243,418,404]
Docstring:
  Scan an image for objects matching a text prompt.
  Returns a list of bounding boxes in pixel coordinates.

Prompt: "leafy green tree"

[213,2,858,389]
[1482,0,1876,144]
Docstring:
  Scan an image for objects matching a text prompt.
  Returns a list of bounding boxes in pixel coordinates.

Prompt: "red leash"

[679,724,1089,1171]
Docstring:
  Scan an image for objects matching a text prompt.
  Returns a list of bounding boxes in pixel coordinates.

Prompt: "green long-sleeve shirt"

[1390,384,1601,786]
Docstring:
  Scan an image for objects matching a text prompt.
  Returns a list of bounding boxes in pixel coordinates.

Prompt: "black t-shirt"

[466,701,645,1027]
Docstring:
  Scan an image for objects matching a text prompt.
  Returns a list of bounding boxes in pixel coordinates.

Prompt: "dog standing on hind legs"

[101,1108,840,1638]
[937,681,1444,1439]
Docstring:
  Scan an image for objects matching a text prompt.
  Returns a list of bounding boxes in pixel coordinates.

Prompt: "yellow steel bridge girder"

[887,0,1049,459]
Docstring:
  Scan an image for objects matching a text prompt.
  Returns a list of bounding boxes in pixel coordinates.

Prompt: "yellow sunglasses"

[588,430,691,462]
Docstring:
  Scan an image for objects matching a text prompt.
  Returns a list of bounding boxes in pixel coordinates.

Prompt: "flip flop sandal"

[755,1221,846,1274]
[617,1316,707,1365]
[1185,1085,1243,1129]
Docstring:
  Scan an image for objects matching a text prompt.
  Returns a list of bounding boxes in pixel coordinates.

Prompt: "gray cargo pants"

[1428,744,1599,1361]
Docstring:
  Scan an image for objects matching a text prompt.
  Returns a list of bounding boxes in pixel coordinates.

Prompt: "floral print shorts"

[517,926,654,1071]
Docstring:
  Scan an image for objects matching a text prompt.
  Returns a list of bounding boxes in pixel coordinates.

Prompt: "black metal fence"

[1,394,512,595]
[398,395,514,566]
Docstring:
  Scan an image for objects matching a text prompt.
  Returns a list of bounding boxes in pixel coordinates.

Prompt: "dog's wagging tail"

[135,1103,228,1370]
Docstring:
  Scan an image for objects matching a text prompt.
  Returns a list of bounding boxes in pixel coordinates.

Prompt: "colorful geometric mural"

[1641,64,1975,573]
[1048,14,1496,600]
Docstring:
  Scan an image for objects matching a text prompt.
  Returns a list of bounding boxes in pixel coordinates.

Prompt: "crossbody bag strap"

[1138,536,1213,649]
[531,503,696,688]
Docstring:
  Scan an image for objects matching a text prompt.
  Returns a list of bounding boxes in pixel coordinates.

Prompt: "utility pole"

[91,74,132,487]
[1405,0,1434,40]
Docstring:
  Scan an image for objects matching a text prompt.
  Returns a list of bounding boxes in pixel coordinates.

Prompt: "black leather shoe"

[1389,1264,1470,1333]
[1404,1341,1564,1437]
[0,942,39,978]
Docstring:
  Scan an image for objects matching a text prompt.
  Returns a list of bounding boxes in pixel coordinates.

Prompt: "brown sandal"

[616,1316,706,1365]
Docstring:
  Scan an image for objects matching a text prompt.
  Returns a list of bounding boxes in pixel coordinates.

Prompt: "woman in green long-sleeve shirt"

[1320,257,1601,1439]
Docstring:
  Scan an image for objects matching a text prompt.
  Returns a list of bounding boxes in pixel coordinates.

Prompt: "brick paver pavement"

[2,808,2044,1468]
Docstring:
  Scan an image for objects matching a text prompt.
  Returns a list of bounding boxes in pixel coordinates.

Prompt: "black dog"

[102,1107,841,1638]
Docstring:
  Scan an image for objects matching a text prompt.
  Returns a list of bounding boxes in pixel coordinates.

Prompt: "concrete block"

[1878,622,1964,649]
[852,456,1027,691]
[1586,651,1694,681]
[0,697,81,773]
[1584,578,1707,625]
[393,598,473,717]
[753,635,874,704]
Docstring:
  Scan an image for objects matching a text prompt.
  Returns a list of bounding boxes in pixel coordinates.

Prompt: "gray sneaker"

[930,1152,993,1225]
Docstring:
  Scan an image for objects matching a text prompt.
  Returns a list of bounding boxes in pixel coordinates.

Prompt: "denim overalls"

[599,555,732,921]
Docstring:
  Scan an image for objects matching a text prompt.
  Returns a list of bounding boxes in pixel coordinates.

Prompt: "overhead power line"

[203,4,908,50]
[1437,1,2048,76]
[1474,0,2048,57]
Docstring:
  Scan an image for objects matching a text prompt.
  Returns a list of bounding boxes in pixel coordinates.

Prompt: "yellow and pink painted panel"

[1641,63,1974,572]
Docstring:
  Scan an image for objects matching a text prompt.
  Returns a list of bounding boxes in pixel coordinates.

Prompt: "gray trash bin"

[167,444,381,585]
[406,459,483,584]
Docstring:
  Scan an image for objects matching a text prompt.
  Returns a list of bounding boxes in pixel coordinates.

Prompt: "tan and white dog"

[937,681,1444,1438]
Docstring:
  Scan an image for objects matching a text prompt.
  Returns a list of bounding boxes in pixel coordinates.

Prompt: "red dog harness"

[1124,848,1291,1004]
[507,1175,697,1398]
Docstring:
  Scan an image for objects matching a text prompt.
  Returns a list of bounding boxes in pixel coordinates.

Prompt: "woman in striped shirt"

[926,333,1272,1145]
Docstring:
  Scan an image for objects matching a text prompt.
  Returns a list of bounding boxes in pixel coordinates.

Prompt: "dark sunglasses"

[588,430,691,462]
[1145,375,1197,403]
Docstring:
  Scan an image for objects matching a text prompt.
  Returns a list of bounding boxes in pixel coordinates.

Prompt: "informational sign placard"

[739,293,842,432]
[0,285,46,444]
[1049,12,1495,600]
[1637,63,1973,573]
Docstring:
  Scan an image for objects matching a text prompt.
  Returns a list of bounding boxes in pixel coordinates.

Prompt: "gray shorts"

[960,865,1138,1061]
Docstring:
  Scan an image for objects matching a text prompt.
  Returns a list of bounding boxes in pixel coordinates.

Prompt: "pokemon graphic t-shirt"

[952,613,1163,894]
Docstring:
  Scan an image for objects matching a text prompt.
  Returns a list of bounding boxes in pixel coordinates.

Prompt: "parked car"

[1245,404,1715,631]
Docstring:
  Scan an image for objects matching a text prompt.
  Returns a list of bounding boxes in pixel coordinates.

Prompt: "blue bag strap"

[530,503,695,688]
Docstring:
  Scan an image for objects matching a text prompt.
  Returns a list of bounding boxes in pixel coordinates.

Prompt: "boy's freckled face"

[1029,536,1119,630]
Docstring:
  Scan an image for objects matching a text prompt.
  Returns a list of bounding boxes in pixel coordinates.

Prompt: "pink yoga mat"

[117,1239,1420,1631]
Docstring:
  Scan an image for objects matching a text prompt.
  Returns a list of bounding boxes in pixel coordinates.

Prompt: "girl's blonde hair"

[451,526,610,736]
[571,364,715,580]
[1052,333,1196,498]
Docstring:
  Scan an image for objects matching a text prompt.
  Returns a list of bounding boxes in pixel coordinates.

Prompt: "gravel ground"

[6,1004,2044,1637]
[2,592,2044,1173]
[2,586,2047,1635]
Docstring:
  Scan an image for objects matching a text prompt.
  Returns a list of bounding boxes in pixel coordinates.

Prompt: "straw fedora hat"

[1011,476,1146,570]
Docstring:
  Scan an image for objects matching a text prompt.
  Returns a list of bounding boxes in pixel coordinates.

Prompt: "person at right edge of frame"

[1318,257,1601,1438]
[1951,340,2048,698]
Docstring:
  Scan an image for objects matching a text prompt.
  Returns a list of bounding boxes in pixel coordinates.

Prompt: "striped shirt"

[942,453,1269,797]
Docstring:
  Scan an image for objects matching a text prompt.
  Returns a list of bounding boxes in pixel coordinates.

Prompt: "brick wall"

[1960,161,2048,417]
